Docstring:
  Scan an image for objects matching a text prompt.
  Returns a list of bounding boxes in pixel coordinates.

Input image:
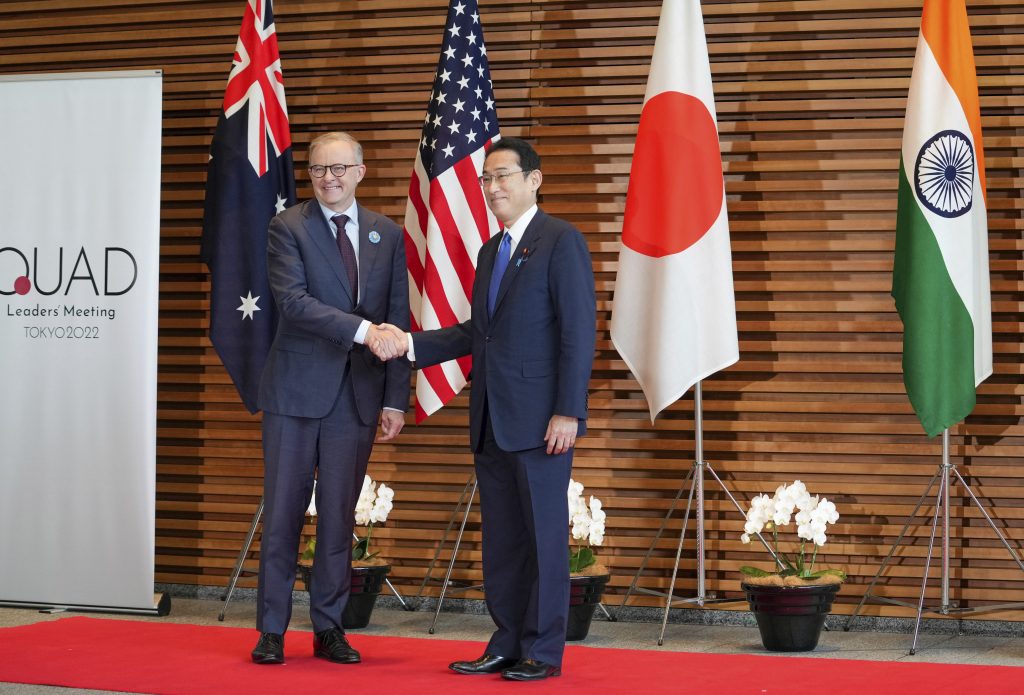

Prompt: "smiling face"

[309,139,366,213]
[481,148,542,227]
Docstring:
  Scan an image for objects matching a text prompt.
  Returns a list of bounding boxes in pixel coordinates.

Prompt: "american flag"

[403,0,501,422]
[201,0,296,413]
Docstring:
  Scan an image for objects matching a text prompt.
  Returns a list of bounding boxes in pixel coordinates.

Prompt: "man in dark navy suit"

[377,137,596,681]
[251,132,410,665]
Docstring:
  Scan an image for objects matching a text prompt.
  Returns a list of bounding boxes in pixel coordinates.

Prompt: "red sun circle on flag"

[622,91,724,258]
[14,276,31,295]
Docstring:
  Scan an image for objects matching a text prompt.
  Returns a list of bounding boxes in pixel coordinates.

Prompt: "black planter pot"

[343,564,391,629]
[295,563,391,630]
[566,574,610,641]
[742,581,840,652]
[296,563,313,591]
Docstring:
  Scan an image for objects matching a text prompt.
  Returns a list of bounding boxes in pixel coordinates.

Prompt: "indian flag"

[893,0,992,437]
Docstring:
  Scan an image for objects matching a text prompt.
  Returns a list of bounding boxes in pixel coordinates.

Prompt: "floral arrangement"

[739,480,846,584]
[353,474,394,562]
[300,475,394,564]
[567,478,606,574]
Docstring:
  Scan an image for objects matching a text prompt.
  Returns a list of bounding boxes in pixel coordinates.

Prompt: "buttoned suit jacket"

[258,198,410,419]
[414,208,596,451]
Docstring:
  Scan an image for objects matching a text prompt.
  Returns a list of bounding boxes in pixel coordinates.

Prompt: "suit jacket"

[414,209,596,452]
[258,199,410,423]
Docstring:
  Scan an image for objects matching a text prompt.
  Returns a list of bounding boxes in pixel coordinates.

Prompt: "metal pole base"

[615,460,773,645]
[415,475,484,633]
[219,497,264,622]
[845,435,1024,654]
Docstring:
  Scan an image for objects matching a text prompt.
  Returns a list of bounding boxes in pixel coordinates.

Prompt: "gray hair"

[308,131,363,164]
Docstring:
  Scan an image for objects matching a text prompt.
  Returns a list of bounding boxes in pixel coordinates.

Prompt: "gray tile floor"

[1,589,1022,694]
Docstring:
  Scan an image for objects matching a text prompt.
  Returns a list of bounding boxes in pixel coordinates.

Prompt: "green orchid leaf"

[569,547,595,573]
[739,566,771,577]
[352,537,369,561]
[809,568,847,581]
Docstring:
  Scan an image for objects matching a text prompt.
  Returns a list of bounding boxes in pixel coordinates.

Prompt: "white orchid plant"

[353,474,394,562]
[739,480,846,582]
[567,478,606,573]
[301,475,394,563]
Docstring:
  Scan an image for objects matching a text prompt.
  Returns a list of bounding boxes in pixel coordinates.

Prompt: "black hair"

[487,137,541,173]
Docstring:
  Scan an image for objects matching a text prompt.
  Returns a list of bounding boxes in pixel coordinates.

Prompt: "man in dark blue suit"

[251,132,410,665]
[378,137,596,681]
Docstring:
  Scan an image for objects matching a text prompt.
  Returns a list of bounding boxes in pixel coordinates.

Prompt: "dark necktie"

[332,214,358,299]
[487,231,512,317]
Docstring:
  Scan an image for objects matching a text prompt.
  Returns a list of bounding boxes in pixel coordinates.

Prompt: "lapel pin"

[516,248,531,267]
[369,230,381,244]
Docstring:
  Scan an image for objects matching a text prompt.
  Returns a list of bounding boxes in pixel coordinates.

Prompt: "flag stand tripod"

[415,475,484,633]
[416,474,614,633]
[844,428,1024,653]
[614,381,774,645]
[217,496,413,621]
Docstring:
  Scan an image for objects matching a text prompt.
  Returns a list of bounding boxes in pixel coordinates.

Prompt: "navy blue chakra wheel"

[913,129,974,219]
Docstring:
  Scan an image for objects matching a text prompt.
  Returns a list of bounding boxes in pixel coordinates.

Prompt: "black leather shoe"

[449,653,519,675]
[251,632,284,664]
[313,627,361,664]
[501,659,561,681]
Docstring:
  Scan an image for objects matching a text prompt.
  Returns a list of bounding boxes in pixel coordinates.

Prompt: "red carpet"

[0,616,1019,694]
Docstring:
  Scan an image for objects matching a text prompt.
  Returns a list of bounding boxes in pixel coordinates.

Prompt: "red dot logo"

[622,91,724,258]
[14,276,31,295]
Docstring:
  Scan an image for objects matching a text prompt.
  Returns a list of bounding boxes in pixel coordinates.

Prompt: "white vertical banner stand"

[0,70,166,614]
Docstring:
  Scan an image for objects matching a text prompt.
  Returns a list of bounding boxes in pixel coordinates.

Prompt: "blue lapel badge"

[368,230,381,244]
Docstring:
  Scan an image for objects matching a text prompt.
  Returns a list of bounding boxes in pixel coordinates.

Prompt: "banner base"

[0,592,171,617]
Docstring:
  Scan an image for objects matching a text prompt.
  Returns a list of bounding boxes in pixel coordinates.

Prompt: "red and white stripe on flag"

[610,0,739,421]
[402,0,501,422]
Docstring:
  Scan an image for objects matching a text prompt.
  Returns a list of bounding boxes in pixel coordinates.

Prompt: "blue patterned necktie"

[487,231,512,317]
[332,214,358,299]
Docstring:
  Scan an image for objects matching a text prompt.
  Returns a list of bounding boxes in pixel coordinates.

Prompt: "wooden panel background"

[2,0,1023,619]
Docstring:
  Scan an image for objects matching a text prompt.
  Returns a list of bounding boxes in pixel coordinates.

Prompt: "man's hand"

[544,415,578,455]
[367,323,408,360]
[378,409,405,442]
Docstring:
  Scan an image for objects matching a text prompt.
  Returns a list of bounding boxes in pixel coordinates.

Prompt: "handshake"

[366,323,409,362]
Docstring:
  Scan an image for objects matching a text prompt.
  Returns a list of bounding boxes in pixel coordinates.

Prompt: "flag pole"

[695,381,706,601]
[941,428,950,610]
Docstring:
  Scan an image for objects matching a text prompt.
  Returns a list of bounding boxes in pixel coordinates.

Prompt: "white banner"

[0,71,162,611]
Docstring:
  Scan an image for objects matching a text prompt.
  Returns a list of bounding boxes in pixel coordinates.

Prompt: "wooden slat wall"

[3,0,1023,619]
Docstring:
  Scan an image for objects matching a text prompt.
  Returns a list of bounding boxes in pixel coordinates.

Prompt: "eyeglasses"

[309,163,359,178]
[478,169,531,187]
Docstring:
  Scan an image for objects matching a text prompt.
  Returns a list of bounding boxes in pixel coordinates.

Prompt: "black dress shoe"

[449,653,519,675]
[251,632,284,664]
[313,627,361,664]
[501,659,561,681]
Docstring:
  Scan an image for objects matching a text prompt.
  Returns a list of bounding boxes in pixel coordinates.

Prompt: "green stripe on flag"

[892,158,976,437]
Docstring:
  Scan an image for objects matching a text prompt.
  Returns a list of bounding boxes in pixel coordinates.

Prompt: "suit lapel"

[304,200,355,303]
[356,205,381,308]
[492,211,545,319]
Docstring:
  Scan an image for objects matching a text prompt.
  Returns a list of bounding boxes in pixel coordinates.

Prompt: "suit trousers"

[476,416,572,667]
[256,373,376,635]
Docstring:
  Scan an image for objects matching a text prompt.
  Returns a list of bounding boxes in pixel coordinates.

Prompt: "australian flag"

[201,0,296,413]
